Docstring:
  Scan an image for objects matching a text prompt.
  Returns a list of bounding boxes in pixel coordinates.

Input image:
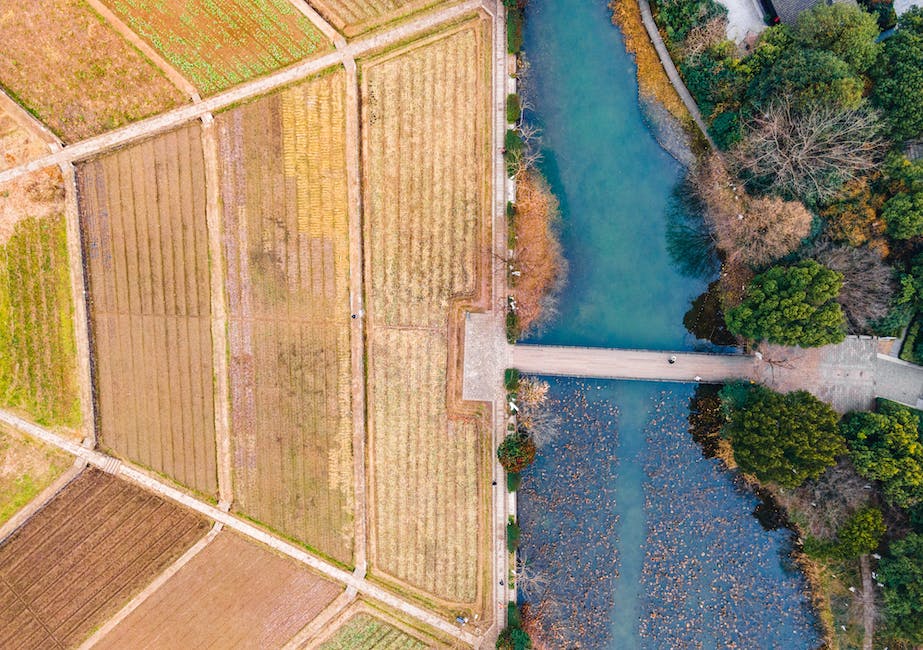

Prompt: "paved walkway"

[511,344,759,383]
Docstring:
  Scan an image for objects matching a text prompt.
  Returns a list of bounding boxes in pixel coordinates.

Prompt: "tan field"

[309,0,451,37]
[216,70,354,564]
[0,425,70,526]
[0,468,208,649]
[0,100,52,173]
[99,0,330,94]
[77,123,218,495]
[0,0,185,142]
[95,531,342,649]
[360,20,492,607]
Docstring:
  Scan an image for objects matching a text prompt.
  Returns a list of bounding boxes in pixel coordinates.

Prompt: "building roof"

[773,0,858,24]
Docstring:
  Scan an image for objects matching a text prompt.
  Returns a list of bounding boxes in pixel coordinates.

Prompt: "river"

[515,1,821,647]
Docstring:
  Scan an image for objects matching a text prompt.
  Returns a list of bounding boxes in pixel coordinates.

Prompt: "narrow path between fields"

[0,408,480,647]
[860,554,875,650]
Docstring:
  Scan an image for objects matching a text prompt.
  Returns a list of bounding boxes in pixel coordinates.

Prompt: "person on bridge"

[669,355,677,364]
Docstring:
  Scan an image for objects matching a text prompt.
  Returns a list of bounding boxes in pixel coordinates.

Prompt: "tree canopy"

[879,532,923,643]
[792,3,880,73]
[835,506,885,558]
[873,8,923,141]
[725,260,846,347]
[721,386,845,487]
[747,48,863,110]
[841,402,923,509]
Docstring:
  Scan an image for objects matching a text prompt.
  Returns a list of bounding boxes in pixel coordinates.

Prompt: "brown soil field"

[0,425,70,526]
[101,0,330,94]
[0,0,185,142]
[77,123,218,495]
[0,468,208,649]
[216,70,354,565]
[94,531,342,649]
[360,20,492,607]
[308,0,452,37]
[0,101,50,173]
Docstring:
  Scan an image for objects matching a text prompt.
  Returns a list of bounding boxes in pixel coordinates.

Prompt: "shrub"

[507,601,522,628]
[820,174,888,254]
[507,94,522,123]
[505,368,521,392]
[498,432,537,473]
[834,506,885,559]
[497,625,532,650]
[507,471,522,492]
[507,6,524,54]
[505,129,525,175]
[656,0,727,43]
[883,192,923,239]
[879,532,923,643]
[507,518,521,552]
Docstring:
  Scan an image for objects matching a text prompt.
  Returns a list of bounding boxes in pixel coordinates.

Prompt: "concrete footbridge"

[510,344,760,384]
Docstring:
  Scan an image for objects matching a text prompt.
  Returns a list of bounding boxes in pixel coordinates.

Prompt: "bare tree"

[683,16,728,57]
[516,553,551,600]
[733,100,886,204]
[811,240,895,333]
[692,153,812,267]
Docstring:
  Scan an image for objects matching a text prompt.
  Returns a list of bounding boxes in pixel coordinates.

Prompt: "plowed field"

[94,532,342,649]
[216,71,354,564]
[101,0,330,94]
[0,468,208,649]
[0,0,184,142]
[77,123,217,495]
[308,0,446,37]
[360,21,491,605]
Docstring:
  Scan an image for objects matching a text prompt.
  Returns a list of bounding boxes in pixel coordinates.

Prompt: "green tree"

[835,506,886,558]
[841,402,923,509]
[793,3,881,73]
[747,48,863,110]
[873,8,923,141]
[879,532,923,643]
[883,192,923,239]
[725,260,846,347]
[498,431,536,473]
[722,387,845,487]
[497,625,533,650]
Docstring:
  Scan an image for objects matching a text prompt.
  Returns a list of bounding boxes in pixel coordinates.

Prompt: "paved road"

[511,344,759,383]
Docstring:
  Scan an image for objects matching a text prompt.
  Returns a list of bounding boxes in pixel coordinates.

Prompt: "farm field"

[317,611,428,649]
[0,0,185,142]
[101,0,330,94]
[0,425,70,526]
[94,531,342,649]
[0,468,208,649]
[0,101,51,172]
[360,21,491,606]
[216,70,354,564]
[0,177,81,429]
[308,0,447,37]
[77,123,218,495]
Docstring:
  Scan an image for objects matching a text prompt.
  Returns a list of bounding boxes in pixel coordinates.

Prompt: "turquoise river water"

[516,1,822,647]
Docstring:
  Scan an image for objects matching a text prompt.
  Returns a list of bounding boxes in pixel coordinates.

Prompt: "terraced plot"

[0,468,208,649]
[0,0,184,141]
[308,0,447,37]
[102,0,330,94]
[94,532,342,649]
[216,71,354,564]
[77,123,217,495]
[360,21,491,605]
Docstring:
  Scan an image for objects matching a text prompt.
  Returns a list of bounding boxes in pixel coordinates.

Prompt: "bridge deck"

[510,344,759,383]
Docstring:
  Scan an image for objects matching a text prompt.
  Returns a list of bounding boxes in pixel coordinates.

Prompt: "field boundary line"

[343,55,368,577]
[200,116,233,508]
[60,163,97,444]
[283,0,345,48]
[0,88,61,150]
[78,522,223,649]
[283,589,356,649]
[0,407,480,647]
[0,2,485,188]
[82,0,201,101]
[0,456,85,544]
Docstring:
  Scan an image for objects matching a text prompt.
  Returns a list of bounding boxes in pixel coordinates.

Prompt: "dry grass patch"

[0,182,80,429]
[309,599,462,649]
[216,70,354,564]
[101,0,330,94]
[95,531,342,650]
[0,0,185,142]
[308,0,450,38]
[78,123,217,495]
[0,425,70,526]
[361,19,491,608]
[0,102,51,173]
[0,468,208,649]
